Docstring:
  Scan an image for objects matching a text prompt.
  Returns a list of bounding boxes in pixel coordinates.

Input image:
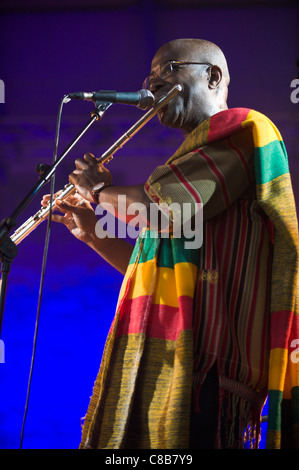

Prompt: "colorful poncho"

[80,108,299,449]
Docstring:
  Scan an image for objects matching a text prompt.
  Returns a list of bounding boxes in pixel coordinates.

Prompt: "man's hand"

[69,152,113,203]
[41,192,98,244]
[41,190,134,275]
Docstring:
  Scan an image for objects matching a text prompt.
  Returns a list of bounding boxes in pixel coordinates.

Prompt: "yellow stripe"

[268,348,288,391]
[117,262,136,305]
[174,262,198,298]
[119,261,197,308]
[242,109,283,148]
[256,174,299,235]
[123,260,177,306]
[154,266,178,307]
[266,430,281,449]
[93,331,193,448]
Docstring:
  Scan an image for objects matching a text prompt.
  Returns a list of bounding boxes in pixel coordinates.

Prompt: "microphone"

[67,89,154,110]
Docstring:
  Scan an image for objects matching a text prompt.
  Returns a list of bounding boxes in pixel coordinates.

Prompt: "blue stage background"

[0,1,298,449]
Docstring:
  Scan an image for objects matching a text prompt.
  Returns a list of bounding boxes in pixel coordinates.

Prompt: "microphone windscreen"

[138,89,154,109]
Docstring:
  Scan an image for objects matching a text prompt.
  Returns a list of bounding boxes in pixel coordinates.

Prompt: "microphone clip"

[91,100,113,120]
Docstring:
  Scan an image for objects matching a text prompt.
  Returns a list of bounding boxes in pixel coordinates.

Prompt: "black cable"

[19,96,69,449]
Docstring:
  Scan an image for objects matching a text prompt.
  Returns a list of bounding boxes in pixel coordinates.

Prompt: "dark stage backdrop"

[0,1,298,449]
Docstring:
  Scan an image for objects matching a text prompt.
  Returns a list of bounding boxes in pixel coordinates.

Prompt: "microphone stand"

[0,100,113,338]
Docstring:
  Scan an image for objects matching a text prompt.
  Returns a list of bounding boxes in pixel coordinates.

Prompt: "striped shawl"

[80,108,299,449]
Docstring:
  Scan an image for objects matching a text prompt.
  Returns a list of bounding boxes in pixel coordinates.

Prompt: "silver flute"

[10,85,182,245]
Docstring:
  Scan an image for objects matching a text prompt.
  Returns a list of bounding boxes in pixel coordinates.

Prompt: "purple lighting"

[0,2,298,450]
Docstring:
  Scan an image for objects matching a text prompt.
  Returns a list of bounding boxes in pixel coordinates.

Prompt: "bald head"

[156,38,230,87]
[149,38,230,133]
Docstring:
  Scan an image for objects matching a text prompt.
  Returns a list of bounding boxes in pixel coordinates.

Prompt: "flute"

[10,84,182,245]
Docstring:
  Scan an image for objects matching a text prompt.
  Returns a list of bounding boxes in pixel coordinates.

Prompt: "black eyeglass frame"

[143,60,213,89]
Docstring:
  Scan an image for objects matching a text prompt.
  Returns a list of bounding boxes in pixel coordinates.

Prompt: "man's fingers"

[50,213,67,224]
[55,199,77,213]
[74,158,89,170]
[41,196,50,207]
[65,193,86,206]
[74,153,96,170]
[41,191,62,206]
[83,152,96,163]
[55,199,87,215]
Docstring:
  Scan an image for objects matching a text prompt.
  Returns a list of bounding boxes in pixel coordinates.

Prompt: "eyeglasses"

[142,60,213,89]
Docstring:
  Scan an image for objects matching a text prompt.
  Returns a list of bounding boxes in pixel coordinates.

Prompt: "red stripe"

[208,108,250,143]
[199,224,214,352]
[228,202,248,378]
[228,203,248,315]
[169,163,202,204]
[205,222,212,270]
[202,282,216,353]
[289,313,299,344]
[144,182,161,204]
[244,221,265,384]
[192,282,202,349]
[257,248,273,387]
[227,136,252,184]
[116,295,193,341]
[194,224,221,359]
[222,203,236,273]
[197,149,231,208]
[215,208,237,374]
[271,310,294,349]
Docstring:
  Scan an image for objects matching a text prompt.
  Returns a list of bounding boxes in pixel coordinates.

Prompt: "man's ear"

[208,65,222,89]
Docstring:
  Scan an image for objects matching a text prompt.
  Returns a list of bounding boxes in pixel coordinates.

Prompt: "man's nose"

[149,73,166,93]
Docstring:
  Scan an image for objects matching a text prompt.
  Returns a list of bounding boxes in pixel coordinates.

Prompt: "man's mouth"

[153,91,166,104]
[153,84,182,104]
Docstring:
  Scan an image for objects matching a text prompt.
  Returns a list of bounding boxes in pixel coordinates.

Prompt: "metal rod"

[10,85,182,245]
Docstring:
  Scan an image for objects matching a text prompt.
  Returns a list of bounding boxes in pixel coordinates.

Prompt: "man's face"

[147,43,212,134]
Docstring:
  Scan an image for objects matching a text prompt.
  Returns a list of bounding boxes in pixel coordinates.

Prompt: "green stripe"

[129,230,200,267]
[267,389,283,431]
[158,237,200,268]
[129,230,160,265]
[254,140,289,185]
